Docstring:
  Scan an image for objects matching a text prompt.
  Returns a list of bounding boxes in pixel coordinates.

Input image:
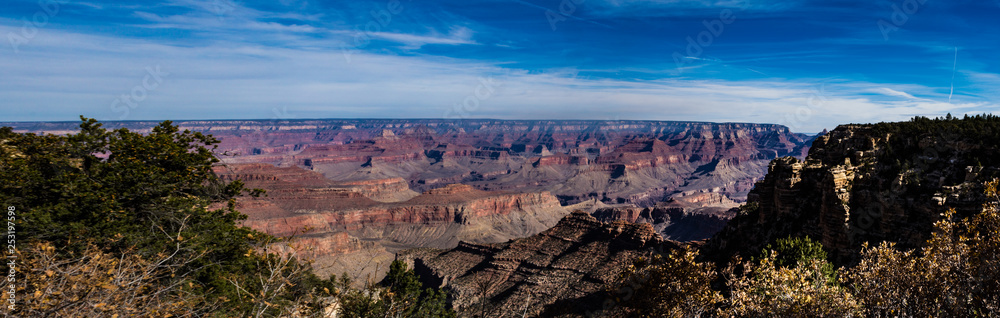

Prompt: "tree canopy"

[0,117,453,317]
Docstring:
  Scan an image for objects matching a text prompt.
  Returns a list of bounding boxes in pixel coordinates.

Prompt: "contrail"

[949,47,957,102]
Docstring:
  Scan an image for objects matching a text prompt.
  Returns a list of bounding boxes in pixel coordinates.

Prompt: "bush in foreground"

[1,118,453,317]
[616,179,1000,317]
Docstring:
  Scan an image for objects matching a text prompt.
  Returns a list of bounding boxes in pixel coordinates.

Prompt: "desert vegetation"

[0,118,453,317]
[614,178,1000,317]
[4,116,1000,317]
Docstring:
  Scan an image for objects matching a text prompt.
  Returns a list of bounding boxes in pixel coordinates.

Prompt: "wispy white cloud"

[871,87,919,100]
[1,0,997,132]
[370,26,478,49]
[132,6,321,34]
[580,0,800,17]
[963,71,1000,97]
[1,22,995,133]
[73,2,105,10]
[593,0,757,8]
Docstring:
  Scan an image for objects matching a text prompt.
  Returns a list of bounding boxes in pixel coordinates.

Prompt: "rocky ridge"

[214,163,570,279]
[407,211,680,317]
[592,192,738,242]
[7,119,815,207]
[704,119,1000,263]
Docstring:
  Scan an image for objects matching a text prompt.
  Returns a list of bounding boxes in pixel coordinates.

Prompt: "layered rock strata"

[214,163,570,279]
[8,119,816,207]
[705,121,1000,263]
[407,211,680,317]
[592,192,738,242]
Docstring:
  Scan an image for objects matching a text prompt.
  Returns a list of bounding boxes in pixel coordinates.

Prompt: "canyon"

[10,117,1000,316]
[7,119,815,281]
[403,117,1000,316]
[215,163,569,279]
[7,119,813,206]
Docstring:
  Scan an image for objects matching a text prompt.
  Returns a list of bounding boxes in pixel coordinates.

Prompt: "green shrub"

[0,118,454,317]
[759,236,836,283]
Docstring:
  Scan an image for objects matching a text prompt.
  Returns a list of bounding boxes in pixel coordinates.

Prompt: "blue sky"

[1,0,999,132]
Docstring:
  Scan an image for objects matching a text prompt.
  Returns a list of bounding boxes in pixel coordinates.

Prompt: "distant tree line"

[873,114,1000,180]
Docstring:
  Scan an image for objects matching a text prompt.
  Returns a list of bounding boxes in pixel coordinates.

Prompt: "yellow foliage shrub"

[15,241,205,317]
[845,179,1000,317]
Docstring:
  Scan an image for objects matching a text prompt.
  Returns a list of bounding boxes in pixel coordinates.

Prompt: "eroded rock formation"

[705,121,1000,263]
[7,119,820,287]
[214,163,570,279]
[8,119,815,207]
[406,211,682,317]
[592,192,738,242]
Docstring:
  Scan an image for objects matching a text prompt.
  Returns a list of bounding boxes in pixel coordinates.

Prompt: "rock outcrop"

[591,192,738,242]
[239,183,567,246]
[407,211,681,317]
[9,119,816,207]
[7,119,823,289]
[705,118,1000,264]
[214,163,570,280]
